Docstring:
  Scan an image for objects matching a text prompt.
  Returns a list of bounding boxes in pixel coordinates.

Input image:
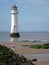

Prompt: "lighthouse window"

[14,26,15,28]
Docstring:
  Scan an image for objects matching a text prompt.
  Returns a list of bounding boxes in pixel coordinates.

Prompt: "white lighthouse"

[10,4,20,37]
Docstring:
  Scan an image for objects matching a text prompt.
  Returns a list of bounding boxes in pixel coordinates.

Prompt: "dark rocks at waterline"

[10,33,20,37]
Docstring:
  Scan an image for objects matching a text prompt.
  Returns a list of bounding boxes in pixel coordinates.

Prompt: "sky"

[0,0,49,32]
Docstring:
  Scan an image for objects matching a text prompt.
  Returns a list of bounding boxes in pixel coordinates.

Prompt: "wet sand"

[1,42,49,54]
[0,41,49,65]
[34,61,49,65]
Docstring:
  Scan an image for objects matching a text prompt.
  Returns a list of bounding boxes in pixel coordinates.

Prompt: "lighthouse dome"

[12,4,17,10]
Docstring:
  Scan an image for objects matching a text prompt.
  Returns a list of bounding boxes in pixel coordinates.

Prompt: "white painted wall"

[10,9,18,33]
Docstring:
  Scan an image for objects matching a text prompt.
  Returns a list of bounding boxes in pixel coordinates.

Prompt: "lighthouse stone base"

[10,33,20,37]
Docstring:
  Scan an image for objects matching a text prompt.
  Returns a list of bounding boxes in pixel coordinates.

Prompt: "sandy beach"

[0,41,49,65]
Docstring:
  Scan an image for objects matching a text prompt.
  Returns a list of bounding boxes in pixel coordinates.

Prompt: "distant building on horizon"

[10,4,20,37]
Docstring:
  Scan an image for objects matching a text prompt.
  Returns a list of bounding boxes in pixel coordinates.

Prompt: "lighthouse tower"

[10,4,20,37]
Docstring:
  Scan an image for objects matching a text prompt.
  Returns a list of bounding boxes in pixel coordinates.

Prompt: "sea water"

[0,32,49,42]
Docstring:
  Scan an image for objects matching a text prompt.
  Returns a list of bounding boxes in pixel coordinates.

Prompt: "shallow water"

[0,32,49,42]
